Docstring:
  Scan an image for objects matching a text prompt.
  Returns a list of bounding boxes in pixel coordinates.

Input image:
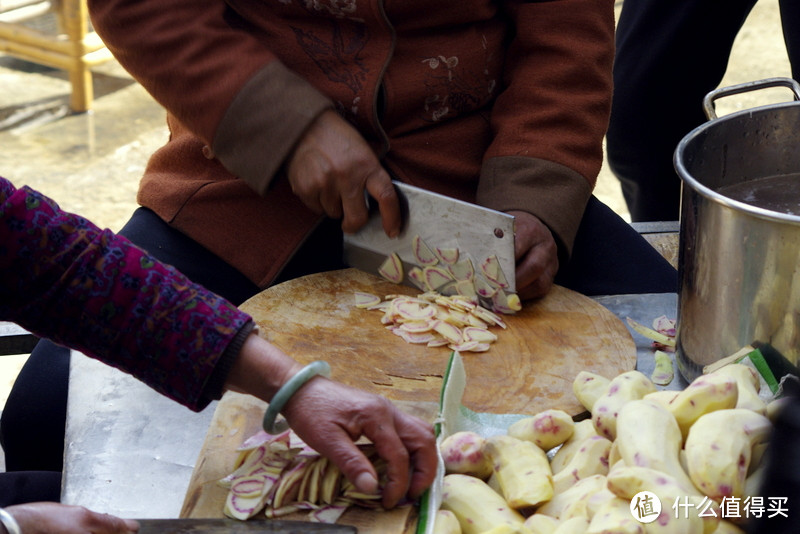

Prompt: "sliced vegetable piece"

[473,274,498,299]
[320,462,341,505]
[465,313,488,329]
[446,294,477,311]
[396,330,438,344]
[492,290,522,314]
[472,306,507,329]
[651,350,675,386]
[432,319,463,344]
[311,504,348,524]
[353,291,381,309]
[480,255,510,289]
[423,265,454,291]
[626,317,677,347]
[397,320,433,333]
[407,266,426,290]
[442,309,472,328]
[412,235,439,266]
[463,326,498,343]
[377,252,404,284]
[652,315,677,336]
[394,297,437,320]
[436,247,460,264]
[455,279,478,299]
[449,258,475,281]
[297,456,324,503]
[427,337,450,347]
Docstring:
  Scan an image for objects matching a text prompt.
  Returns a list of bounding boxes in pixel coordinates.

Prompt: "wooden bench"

[0,0,114,112]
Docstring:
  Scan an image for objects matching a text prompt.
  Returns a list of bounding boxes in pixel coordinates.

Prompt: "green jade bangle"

[0,508,21,534]
[262,360,331,434]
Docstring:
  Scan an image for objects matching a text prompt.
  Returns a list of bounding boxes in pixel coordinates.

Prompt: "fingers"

[516,255,556,299]
[286,110,400,236]
[509,210,559,299]
[363,415,412,508]
[358,406,437,508]
[284,382,437,509]
[392,412,438,500]
[364,173,401,238]
[319,425,382,494]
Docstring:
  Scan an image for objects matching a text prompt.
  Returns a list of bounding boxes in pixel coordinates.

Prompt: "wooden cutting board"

[181,268,636,530]
[237,268,634,416]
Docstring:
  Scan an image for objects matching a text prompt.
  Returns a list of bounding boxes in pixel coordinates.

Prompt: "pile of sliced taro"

[221,429,388,522]
[354,291,506,353]
[375,235,521,314]
[356,235,520,353]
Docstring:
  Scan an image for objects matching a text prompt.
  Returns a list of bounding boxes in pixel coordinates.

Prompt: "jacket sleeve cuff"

[211,61,334,195]
[477,156,592,261]
[199,319,257,406]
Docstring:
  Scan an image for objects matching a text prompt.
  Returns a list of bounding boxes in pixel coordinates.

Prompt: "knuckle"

[345,211,368,229]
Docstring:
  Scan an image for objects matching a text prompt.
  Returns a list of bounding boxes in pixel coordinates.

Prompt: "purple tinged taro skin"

[572,370,611,412]
[709,363,768,414]
[665,373,738,439]
[550,434,612,493]
[606,466,709,534]
[685,408,772,501]
[550,419,599,474]
[484,434,554,509]
[615,399,698,492]
[507,409,575,451]
[591,371,656,441]
[440,431,493,479]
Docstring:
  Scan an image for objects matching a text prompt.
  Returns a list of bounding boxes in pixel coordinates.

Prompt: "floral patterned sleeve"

[0,176,253,411]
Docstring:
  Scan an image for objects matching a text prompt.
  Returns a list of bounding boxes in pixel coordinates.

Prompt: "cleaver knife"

[343,181,516,292]
[135,518,356,533]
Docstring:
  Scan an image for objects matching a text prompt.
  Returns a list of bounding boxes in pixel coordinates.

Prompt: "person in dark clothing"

[606,0,800,222]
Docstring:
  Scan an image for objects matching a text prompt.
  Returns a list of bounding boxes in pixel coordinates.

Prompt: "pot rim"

[674,100,800,227]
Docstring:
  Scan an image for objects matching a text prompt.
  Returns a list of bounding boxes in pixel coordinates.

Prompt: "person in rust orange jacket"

[82,0,677,301]
[5,0,678,478]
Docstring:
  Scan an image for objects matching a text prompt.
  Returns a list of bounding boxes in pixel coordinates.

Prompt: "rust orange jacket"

[88,0,615,288]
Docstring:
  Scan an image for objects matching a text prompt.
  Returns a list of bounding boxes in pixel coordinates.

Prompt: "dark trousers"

[0,199,676,502]
[606,0,800,222]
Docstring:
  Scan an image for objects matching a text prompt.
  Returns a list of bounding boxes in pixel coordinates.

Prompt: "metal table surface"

[61,292,680,519]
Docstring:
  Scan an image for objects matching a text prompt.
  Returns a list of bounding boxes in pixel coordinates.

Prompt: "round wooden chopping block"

[240,268,636,416]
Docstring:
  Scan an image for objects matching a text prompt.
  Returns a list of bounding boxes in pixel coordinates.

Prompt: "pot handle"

[703,77,800,120]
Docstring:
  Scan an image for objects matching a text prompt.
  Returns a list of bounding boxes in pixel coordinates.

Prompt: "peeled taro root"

[440,431,493,479]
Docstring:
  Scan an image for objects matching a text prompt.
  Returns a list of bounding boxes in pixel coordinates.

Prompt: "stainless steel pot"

[674,77,800,381]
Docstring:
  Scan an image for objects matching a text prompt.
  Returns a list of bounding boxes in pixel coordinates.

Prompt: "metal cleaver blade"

[343,181,516,292]
[135,518,356,533]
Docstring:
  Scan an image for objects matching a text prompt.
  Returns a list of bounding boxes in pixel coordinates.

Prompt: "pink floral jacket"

[0,177,252,411]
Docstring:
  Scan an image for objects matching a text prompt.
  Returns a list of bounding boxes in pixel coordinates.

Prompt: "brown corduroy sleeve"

[478,156,592,262]
[480,0,615,257]
[211,62,334,196]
